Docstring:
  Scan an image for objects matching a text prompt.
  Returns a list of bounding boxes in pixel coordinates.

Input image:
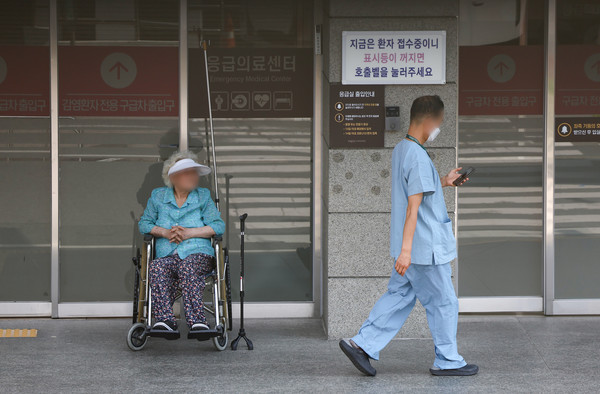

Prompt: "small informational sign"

[459,46,544,115]
[0,46,49,116]
[341,31,446,85]
[329,84,384,148]
[59,47,178,116]
[556,45,600,115]
[189,48,313,118]
[555,117,600,142]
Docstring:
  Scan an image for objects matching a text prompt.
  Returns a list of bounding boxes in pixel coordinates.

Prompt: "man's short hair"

[409,95,444,124]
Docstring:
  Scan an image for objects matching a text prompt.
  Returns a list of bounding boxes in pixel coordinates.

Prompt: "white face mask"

[427,127,441,142]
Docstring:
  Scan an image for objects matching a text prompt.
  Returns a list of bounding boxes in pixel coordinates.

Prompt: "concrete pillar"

[321,0,459,339]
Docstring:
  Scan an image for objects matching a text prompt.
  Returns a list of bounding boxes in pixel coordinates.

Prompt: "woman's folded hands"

[153,225,216,244]
[167,226,191,244]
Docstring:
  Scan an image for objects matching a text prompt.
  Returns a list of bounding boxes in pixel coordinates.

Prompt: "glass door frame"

[543,0,557,315]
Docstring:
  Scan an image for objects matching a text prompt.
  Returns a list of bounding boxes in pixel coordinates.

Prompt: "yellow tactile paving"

[0,329,38,338]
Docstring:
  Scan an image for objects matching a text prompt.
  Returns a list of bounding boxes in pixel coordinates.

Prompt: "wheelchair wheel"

[213,328,228,351]
[127,323,148,351]
[131,248,141,325]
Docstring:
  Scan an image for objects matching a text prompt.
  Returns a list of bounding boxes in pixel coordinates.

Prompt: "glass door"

[56,0,180,314]
[187,0,315,303]
[457,0,545,311]
[0,2,52,314]
[552,0,600,313]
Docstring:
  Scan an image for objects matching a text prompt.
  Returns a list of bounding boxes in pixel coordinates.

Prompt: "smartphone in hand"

[453,167,475,186]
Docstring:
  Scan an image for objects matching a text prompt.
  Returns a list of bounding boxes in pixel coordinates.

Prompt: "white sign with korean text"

[342,31,446,85]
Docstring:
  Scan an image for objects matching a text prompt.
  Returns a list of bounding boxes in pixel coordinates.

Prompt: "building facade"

[1,0,599,339]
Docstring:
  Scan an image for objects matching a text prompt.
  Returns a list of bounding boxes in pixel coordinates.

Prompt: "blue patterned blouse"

[139,187,225,259]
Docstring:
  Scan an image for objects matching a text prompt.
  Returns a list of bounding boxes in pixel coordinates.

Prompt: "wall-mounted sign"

[556,117,600,142]
[459,46,544,115]
[0,46,49,116]
[59,47,178,116]
[329,84,384,148]
[556,45,600,115]
[341,31,446,85]
[189,48,313,118]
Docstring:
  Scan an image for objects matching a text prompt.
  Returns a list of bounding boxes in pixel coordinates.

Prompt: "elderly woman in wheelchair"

[138,150,225,335]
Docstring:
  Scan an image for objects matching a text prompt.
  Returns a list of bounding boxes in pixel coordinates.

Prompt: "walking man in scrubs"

[339,95,478,377]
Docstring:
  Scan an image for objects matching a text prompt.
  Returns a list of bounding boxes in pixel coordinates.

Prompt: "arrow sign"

[487,54,515,83]
[583,53,600,83]
[109,61,128,80]
[494,61,509,76]
[100,52,137,89]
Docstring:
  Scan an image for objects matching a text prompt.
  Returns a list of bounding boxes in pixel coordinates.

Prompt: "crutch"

[231,213,253,350]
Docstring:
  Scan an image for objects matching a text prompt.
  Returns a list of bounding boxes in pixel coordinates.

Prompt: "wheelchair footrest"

[187,329,220,341]
[148,329,181,340]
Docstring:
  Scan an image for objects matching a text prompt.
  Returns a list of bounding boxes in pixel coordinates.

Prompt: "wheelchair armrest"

[143,234,154,242]
[211,234,222,247]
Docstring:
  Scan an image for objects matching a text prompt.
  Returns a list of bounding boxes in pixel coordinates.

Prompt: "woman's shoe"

[190,322,210,331]
[152,321,177,331]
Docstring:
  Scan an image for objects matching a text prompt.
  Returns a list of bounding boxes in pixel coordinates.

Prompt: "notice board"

[329,84,384,148]
[556,117,600,142]
[341,31,446,85]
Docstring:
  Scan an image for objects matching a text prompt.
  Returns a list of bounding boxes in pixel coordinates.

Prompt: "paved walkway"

[1,315,599,393]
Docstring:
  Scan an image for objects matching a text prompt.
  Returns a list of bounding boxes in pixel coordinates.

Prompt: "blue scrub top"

[389,139,457,265]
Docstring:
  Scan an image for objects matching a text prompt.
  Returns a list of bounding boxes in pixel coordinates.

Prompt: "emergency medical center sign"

[342,31,446,85]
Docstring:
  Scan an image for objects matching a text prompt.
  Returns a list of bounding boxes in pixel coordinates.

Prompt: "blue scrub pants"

[351,262,467,370]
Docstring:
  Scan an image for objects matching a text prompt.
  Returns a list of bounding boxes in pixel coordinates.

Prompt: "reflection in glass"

[58,118,179,301]
[0,119,51,301]
[457,116,543,296]
[555,142,600,299]
[187,0,313,49]
[554,0,600,299]
[0,2,50,301]
[185,0,314,301]
[189,118,313,301]
[457,0,544,297]
[57,0,178,43]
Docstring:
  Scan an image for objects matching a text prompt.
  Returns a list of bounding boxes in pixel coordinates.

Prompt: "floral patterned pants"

[149,252,215,327]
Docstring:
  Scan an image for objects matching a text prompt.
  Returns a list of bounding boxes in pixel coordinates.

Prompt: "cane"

[231,213,253,350]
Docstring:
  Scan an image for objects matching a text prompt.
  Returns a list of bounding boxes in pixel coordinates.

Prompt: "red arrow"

[109,61,128,79]
[494,61,509,75]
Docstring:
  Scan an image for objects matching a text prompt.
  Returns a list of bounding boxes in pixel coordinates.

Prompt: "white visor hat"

[167,158,212,176]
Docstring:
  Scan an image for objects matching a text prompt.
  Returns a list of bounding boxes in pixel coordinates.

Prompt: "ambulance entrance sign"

[341,31,446,85]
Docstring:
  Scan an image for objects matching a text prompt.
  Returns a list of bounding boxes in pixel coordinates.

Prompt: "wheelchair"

[126,233,232,351]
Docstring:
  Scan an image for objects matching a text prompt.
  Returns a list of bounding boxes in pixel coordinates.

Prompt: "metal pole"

[201,40,220,211]
[50,0,59,318]
[312,7,324,318]
[179,0,189,151]
[543,0,557,315]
